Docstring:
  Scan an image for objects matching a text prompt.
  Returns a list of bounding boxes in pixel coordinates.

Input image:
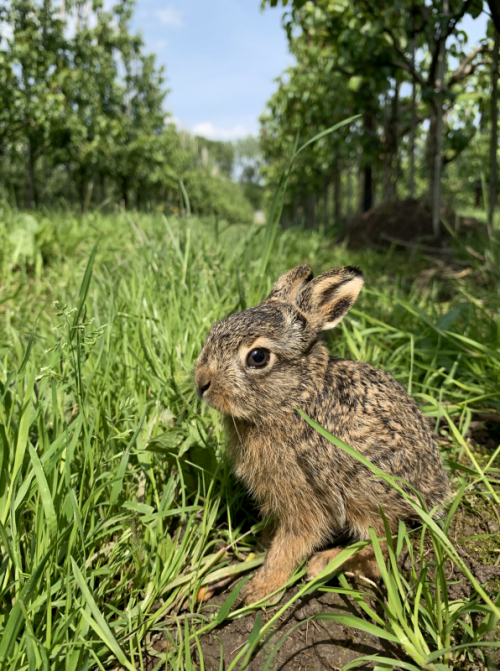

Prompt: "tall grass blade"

[71,238,99,341]
[71,558,135,671]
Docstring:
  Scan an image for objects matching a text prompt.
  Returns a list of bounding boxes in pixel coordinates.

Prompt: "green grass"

[0,205,499,670]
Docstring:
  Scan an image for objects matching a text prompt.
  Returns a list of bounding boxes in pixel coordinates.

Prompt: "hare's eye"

[246,348,270,369]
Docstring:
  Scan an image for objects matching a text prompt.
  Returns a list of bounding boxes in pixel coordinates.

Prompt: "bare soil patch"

[197,586,398,670]
[345,198,478,252]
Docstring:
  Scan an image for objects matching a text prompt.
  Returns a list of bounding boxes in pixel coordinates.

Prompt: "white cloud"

[156,7,182,27]
[192,122,250,141]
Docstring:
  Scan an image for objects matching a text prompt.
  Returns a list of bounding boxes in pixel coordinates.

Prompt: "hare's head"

[195,265,364,421]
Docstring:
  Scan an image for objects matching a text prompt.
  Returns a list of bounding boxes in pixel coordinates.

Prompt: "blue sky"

[132,1,292,140]
[131,1,489,141]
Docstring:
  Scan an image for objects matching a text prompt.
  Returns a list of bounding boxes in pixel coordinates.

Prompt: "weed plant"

[0,202,499,670]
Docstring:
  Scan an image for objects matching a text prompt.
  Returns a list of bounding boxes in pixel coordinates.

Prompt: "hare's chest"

[229,430,305,517]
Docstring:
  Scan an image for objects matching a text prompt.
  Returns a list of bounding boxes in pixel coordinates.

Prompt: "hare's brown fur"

[195,265,449,604]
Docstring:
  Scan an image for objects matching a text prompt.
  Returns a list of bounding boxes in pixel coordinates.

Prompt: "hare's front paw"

[240,573,283,605]
[307,548,342,580]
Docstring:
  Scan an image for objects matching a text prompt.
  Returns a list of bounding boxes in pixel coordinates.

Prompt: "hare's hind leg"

[307,545,384,585]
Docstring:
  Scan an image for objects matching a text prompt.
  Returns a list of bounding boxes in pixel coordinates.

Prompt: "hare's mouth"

[202,388,235,416]
[204,390,257,421]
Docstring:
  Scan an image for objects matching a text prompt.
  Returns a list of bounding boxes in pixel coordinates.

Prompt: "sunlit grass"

[0,205,499,670]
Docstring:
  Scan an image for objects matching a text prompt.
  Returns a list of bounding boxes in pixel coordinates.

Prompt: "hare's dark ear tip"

[298,265,314,281]
[344,265,364,280]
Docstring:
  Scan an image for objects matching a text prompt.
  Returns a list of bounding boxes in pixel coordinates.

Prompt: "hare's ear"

[297,266,364,330]
[267,265,314,302]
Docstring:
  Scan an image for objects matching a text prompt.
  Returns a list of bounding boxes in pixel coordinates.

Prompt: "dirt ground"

[197,585,399,671]
[345,198,478,251]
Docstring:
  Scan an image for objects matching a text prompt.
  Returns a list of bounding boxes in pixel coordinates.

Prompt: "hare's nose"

[199,380,211,395]
[195,370,212,397]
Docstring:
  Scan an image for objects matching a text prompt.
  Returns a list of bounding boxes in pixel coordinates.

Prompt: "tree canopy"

[261,0,499,234]
[0,0,256,222]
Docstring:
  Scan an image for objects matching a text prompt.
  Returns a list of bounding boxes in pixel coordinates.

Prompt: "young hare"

[195,265,449,604]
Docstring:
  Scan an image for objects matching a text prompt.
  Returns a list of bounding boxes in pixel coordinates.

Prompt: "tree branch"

[487,0,500,33]
[390,59,426,87]
[358,0,426,85]
[447,44,486,87]
[445,0,474,39]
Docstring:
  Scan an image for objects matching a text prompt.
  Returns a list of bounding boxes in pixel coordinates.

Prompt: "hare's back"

[321,358,447,504]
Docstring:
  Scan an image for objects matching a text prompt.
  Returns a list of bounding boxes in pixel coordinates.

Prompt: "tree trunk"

[346,163,353,226]
[475,184,481,208]
[100,173,106,204]
[382,84,400,203]
[487,0,500,33]
[427,108,437,206]
[26,138,35,209]
[84,181,94,213]
[383,93,391,203]
[121,177,128,209]
[488,28,499,237]
[66,165,73,204]
[409,33,417,198]
[393,83,400,199]
[333,167,341,223]
[77,177,86,212]
[304,194,316,229]
[430,0,448,237]
[363,113,373,212]
[363,166,372,212]
[323,178,329,228]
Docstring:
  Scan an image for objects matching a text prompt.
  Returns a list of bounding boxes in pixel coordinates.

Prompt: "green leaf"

[122,501,154,515]
[216,575,252,624]
[348,75,363,91]
[466,0,483,19]
[340,656,423,671]
[2,368,35,525]
[71,558,135,671]
[29,444,58,540]
[426,641,500,663]
[71,238,99,342]
[0,520,16,569]
[436,309,460,331]
[314,612,399,643]
[146,428,186,454]
[18,327,36,375]
[0,540,57,665]
[109,409,146,505]
[68,488,85,544]
[248,612,262,647]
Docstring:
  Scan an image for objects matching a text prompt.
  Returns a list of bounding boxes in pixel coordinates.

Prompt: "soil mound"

[346,198,468,251]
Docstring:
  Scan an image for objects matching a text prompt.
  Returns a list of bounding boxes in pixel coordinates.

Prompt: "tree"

[235,136,265,210]
[263,0,490,235]
[195,137,235,178]
[487,2,500,234]
[0,0,68,207]
[0,0,255,220]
